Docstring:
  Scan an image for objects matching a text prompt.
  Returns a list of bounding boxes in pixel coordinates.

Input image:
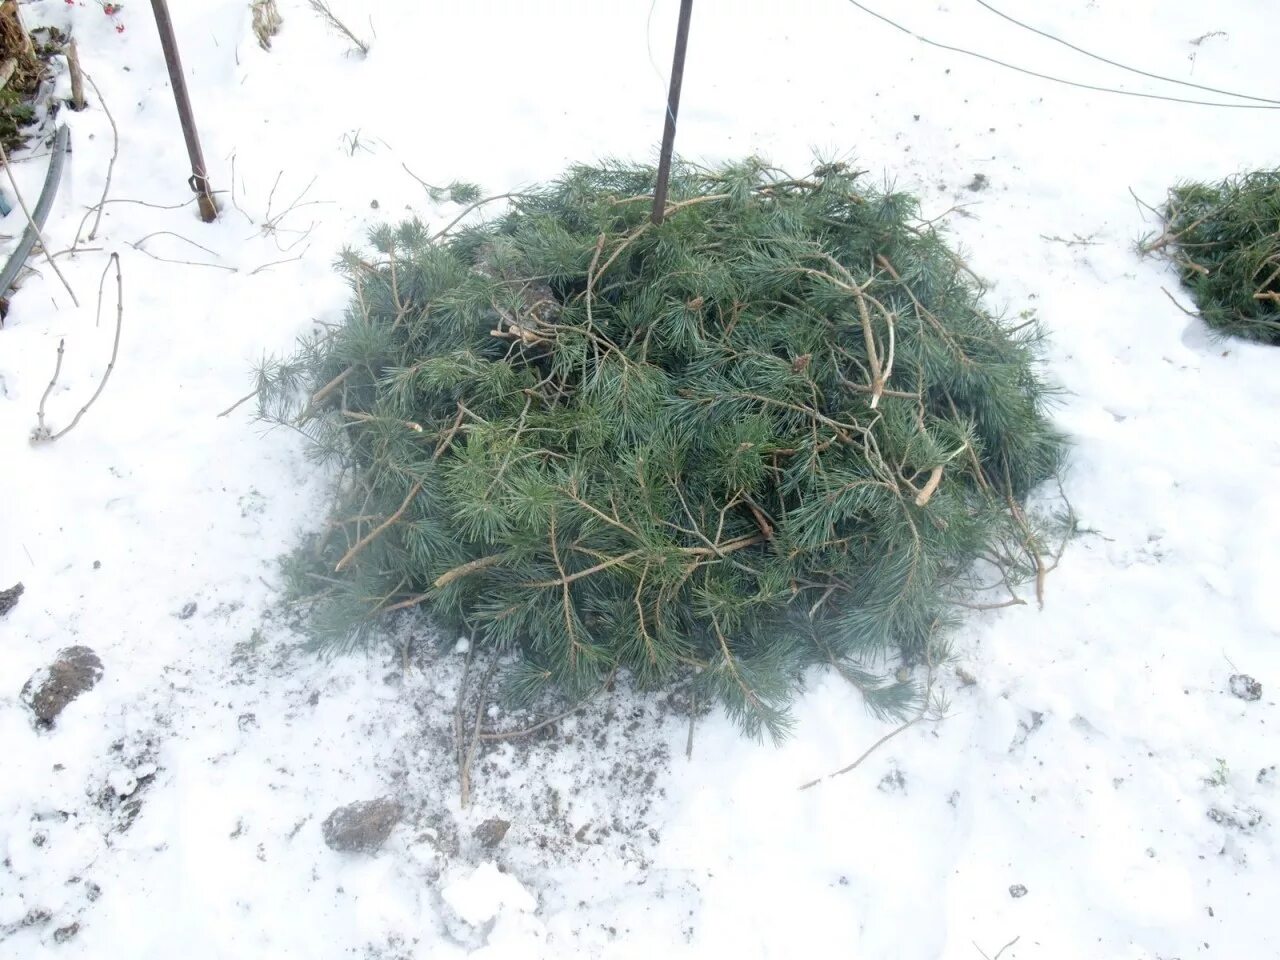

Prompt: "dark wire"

[844,0,1280,110]
[972,0,1280,106]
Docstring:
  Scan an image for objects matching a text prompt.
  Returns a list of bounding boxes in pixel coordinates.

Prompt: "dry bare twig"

[476,667,618,742]
[128,231,234,272]
[33,338,65,438]
[798,713,927,791]
[84,73,119,242]
[71,197,198,255]
[247,172,325,252]
[974,934,1020,960]
[228,153,254,225]
[132,230,221,258]
[799,641,945,791]
[333,481,423,572]
[1161,285,1200,317]
[216,387,261,419]
[250,248,309,275]
[453,638,475,779]
[31,253,123,443]
[459,655,498,807]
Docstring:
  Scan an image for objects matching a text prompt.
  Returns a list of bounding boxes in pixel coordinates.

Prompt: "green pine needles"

[1148,171,1280,345]
[259,157,1064,740]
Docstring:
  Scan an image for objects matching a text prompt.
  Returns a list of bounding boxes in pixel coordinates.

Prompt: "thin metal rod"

[651,0,694,225]
[149,0,217,222]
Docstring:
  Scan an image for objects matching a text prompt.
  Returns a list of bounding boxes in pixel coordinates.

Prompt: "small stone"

[1009,884,1028,898]
[178,602,198,620]
[92,560,101,570]
[0,582,23,617]
[21,647,104,727]
[473,817,511,849]
[1257,766,1276,785]
[53,923,80,943]
[966,173,989,192]
[1229,674,1262,702]
[322,798,403,853]
[370,199,379,209]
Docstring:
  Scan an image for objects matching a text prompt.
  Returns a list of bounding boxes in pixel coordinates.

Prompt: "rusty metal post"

[150,0,217,222]
[651,0,694,225]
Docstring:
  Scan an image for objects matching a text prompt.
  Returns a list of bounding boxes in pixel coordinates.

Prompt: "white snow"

[442,862,537,928]
[2,0,1278,957]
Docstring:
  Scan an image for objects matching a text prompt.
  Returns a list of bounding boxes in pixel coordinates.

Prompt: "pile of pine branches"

[259,158,1064,739]
[1147,171,1280,345]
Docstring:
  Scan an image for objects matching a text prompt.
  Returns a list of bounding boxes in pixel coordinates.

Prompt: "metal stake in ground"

[149,0,217,222]
[651,0,694,226]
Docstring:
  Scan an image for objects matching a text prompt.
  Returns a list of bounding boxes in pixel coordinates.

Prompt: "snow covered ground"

[2,0,1278,956]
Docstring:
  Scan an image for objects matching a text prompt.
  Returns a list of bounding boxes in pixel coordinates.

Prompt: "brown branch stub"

[433,553,504,590]
[216,387,259,419]
[379,592,430,614]
[333,481,422,572]
[914,465,944,506]
[432,403,466,462]
[66,41,86,111]
[293,365,352,424]
[950,596,1025,611]
[524,549,643,589]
